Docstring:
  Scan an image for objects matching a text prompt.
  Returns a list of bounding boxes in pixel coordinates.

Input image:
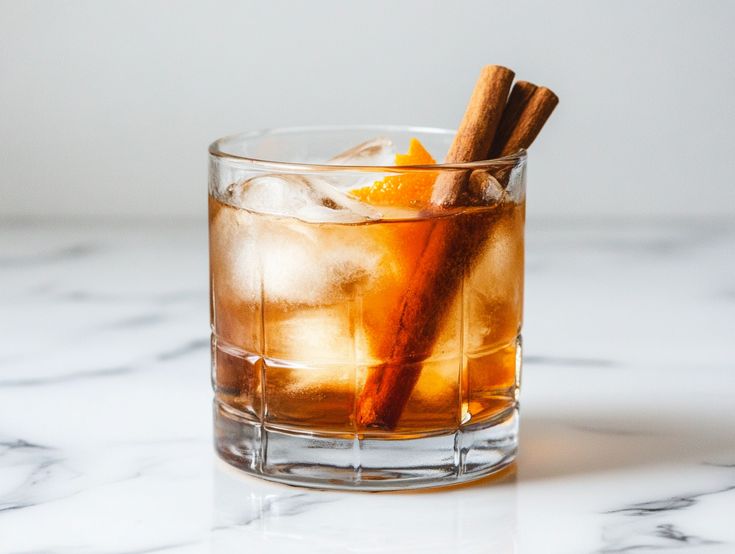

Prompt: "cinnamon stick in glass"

[356,66,557,430]
[431,65,516,206]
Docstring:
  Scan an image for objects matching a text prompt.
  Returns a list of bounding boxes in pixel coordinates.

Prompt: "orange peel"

[350,138,436,208]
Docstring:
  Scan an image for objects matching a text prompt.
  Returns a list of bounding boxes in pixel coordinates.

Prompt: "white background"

[1,0,733,219]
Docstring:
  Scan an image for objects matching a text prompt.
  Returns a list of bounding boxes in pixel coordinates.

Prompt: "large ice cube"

[213,138,396,305]
[211,204,383,306]
[226,174,381,223]
[224,137,396,219]
[325,137,395,191]
[328,137,395,166]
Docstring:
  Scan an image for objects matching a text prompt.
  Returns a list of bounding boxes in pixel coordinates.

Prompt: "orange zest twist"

[350,138,437,208]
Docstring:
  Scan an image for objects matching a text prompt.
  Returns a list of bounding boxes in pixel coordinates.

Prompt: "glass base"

[214,400,519,491]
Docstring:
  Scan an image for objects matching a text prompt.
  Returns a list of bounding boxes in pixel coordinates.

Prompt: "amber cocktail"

[209,127,525,490]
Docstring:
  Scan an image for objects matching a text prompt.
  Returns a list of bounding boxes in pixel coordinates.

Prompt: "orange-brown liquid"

[209,195,524,437]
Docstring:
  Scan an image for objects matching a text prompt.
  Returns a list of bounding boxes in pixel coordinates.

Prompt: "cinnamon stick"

[356,218,478,429]
[489,81,538,157]
[356,67,558,430]
[490,83,559,157]
[483,81,558,187]
[430,65,515,207]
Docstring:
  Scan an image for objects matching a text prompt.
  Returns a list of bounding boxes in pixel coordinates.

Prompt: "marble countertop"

[1,218,733,553]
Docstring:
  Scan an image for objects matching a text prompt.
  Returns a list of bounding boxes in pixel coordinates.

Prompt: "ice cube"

[211,203,383,306]
[226,174,381,223]
[212,137,397,305]
[325,137,396,191]
[224,137,397,217]
[468,170,506,205]
[328,137,395,166]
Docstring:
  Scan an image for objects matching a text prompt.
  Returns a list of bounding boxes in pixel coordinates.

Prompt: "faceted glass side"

[209,127,526,489]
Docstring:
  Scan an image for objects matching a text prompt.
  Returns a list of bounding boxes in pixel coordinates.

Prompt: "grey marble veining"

[0,218,733,553]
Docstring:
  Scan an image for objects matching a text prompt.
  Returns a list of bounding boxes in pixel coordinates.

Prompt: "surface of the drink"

[209,185,524,437]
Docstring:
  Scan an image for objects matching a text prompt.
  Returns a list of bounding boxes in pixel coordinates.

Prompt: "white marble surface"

[1,218,734,553]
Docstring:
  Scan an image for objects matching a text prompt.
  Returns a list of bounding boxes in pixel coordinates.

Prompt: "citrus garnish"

[350,138,436,208]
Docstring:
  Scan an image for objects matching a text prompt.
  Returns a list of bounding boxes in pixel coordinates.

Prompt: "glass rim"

[208,124,527,173]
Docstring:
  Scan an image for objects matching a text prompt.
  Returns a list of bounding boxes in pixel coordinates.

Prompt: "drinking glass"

[209,126,526,490]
